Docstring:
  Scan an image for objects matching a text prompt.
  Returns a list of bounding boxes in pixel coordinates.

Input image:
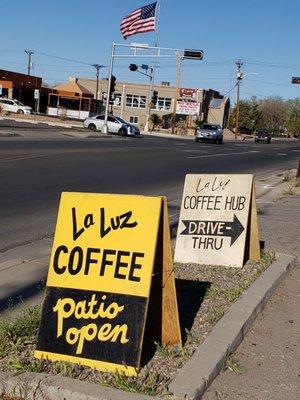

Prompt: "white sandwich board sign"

[174,174,260,268]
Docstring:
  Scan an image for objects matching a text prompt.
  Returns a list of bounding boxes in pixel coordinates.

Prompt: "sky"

[1,0,300,102]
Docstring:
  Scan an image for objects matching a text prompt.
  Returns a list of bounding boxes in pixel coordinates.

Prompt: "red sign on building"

[179,88,197,99]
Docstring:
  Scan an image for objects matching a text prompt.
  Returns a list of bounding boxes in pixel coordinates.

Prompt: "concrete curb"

[0,253,296,399]
[0,116,82,129]
[168,252,297,399]
[0,371,157,400]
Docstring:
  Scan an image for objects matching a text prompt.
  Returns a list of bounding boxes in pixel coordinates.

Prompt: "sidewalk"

[202,194,300,399]
[0,114,258,141]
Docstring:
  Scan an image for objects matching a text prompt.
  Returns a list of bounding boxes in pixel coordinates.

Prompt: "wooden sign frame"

[174,174,260,268]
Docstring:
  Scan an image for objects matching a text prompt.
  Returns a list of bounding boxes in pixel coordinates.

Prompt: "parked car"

[254,131,271,143]
[0,98,33,114]
[195,123,223,144]
[83,115,140,136]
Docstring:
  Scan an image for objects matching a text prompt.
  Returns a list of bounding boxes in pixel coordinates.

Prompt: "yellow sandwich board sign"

[35,192,181,376]
[174,174,260,268]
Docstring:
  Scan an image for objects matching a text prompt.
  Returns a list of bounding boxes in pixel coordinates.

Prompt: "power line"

[246,78,293,88]
[243,59,300,70]
[240,91,269,98]
[34,51,96,66]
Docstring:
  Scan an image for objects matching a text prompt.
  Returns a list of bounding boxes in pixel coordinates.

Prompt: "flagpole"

[155,0,161,47]
[145,0,161,132]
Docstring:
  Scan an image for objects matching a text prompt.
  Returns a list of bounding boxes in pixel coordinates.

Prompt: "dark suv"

[195,123,223,144]
[255,131,271,143]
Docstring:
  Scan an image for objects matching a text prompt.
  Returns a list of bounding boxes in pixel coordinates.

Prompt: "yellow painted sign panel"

[35,192,162,376]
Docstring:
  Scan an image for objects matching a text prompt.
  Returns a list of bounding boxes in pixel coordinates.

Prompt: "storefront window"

[156,97,172,111]
[126,94,146,108]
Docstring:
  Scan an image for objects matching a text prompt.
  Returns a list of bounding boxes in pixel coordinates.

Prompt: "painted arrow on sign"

[180,214,245,246]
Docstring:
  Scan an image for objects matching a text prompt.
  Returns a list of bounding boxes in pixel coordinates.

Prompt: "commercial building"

[0,68,229,129]
[0,69,50,113]
[64,77,229,129]
[47,80,102,120]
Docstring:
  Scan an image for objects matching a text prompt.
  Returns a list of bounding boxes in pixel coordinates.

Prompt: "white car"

[0,98,33,114]
[83,115,140,136]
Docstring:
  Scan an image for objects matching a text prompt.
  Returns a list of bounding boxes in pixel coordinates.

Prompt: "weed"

[99,371,164,396]
[205,285,223,300]
[283,173,293,182]
[5,357,44,374]
[207,307,225,325]
[154,342,180,358]
[223,354,246,374]
[222,286,245,303]
[51,361,78,378]
[283,182,295,196]
[0,306,41,358]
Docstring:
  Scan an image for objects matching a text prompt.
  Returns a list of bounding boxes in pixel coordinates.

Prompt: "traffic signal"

[151,90,158,106]
[110,75,116,94]
[129,64,138,71]
[291,77,300,84]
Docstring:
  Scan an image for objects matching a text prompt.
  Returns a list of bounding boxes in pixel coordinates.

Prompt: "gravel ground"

[0,251,275,396]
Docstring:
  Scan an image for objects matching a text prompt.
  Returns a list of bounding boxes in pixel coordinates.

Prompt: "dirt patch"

[0,252,275,396]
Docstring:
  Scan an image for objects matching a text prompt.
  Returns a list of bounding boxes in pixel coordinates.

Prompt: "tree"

[229,100,252,133]
[285,98,300,137]
[150,113,161,131]
[258,96,287,135]
[247,96,264,133]
[229,96,300,136]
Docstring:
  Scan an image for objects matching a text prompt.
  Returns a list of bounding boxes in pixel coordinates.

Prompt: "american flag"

[120,2,157,40]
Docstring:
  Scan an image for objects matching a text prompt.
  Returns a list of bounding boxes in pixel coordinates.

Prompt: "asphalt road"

[0,121,299,252]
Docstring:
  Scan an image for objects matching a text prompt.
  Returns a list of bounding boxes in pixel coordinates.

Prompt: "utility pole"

[103,42,116,134]
[92,64,104,100]
[25,50,34,76]
[171,53,183,134]
[235,59,243,139]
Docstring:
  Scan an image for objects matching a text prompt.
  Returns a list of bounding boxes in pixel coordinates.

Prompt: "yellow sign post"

[35,192,181,376]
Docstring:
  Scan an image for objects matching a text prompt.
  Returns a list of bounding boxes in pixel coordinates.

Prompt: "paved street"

[1,120,299,252]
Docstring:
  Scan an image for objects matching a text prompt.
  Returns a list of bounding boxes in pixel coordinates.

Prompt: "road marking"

[0,149,82,163]
[183,149,207,153]
[256,199,274,204]
[292,149,300,152]
[187,150,261,159]
[277,153,287,156]
[262,185,277,189]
